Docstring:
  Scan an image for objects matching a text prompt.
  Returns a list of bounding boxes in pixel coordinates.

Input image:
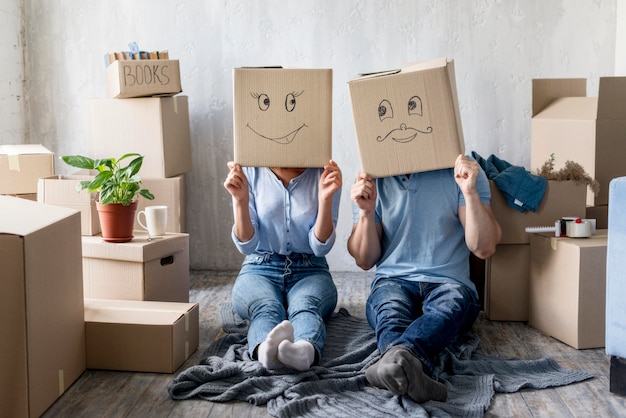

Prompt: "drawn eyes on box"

[376,95,433,143]
[250,91,304,112]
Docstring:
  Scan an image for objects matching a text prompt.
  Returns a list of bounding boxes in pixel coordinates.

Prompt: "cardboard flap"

[0,195,79,236]
[401,57,449,73]
[532,78,586,116]
[598,77,626,119]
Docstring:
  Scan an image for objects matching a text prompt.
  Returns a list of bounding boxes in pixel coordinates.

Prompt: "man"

[348,153,502,402]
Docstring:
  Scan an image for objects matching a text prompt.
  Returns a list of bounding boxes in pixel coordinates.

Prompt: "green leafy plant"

[61,153,154,206]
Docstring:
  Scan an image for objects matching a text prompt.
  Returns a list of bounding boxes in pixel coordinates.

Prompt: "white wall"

[0,0,25,144]
[2,1,619,271]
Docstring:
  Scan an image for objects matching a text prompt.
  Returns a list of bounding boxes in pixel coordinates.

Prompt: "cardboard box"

[348,57,464,177]
[82,231,190,302]
[106,59,182,99]
[37,175,101,236]
[86,95,192,178]
[586,204,608,230]
[528,230,607,349]
[138,175,186,232]
[531,77,626,206]
[484,244,530,321]
[0,196,85,417]
[0,144,54,195]
[490,180,587,244]
[233,67,332,168]
[84,299,199,373]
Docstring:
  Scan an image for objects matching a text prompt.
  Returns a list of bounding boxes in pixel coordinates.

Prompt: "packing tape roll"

[566,220,592,238]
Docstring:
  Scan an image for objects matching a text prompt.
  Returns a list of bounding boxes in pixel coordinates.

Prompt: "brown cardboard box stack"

[485,76,626,327]
[76,51,198,374]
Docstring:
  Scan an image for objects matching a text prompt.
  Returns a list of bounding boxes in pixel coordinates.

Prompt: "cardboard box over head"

[531,77,626,206]
[348,57,465,178]
[233,67,332,168]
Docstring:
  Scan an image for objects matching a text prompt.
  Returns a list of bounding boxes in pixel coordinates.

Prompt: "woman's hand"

[224,162,249,203]
[319,159,342,201]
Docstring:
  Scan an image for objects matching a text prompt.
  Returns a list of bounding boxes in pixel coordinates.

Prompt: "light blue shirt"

[352,167,491,297]
[232,167,341,257]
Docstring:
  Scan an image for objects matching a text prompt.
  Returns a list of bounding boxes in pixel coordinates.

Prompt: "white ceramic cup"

[136,205,168,236]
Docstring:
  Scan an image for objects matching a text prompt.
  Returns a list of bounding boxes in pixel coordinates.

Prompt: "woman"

[223,159,342,371]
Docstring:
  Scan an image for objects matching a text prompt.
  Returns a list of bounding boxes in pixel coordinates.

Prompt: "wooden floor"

[42,270,626,418]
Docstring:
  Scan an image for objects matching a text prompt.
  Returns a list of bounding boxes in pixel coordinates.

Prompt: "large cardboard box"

[84,299,199,373]
[106,59,182,99]
[0,196,86,417]
[233,67,332,168]
[528,230,607,349]
[490,180,587,244]
[37,175,101,236]
[138,175,186,233]
[86,95,192,178]
[348,57,464,178]
[484,244,530,321]
[82,232,190,302]
[531,77,626,206]
[0,144,54,195]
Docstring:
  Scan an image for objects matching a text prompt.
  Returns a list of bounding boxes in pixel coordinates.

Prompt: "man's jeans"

[366,278,480,374]
[232,253,337,363]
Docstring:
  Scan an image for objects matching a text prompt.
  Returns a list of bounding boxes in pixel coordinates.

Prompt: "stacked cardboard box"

[1,144,54,201]
[0,196,86,417]
[76,55,197,373]
[485,180,587,321]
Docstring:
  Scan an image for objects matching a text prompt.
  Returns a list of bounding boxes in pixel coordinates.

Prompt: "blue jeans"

[366,278,480,374]
[232,253,338,364]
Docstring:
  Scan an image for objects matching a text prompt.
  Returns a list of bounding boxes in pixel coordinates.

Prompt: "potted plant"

[61,153,154,243]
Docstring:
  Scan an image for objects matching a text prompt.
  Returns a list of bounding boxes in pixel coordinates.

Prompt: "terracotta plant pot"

[96,200,138,243]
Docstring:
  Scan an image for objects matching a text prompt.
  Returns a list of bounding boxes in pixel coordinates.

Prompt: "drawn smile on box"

[246,122,307,145]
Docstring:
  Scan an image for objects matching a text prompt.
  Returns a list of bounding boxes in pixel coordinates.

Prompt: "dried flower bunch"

[536,153,600,195]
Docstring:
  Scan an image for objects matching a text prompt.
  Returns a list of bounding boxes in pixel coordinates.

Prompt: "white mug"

[136,205,168,236]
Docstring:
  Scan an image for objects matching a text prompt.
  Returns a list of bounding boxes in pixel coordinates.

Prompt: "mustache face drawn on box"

[375,95,434,143]
[348,58,464,177]
[245,90,308,145]
[233,68,332,168]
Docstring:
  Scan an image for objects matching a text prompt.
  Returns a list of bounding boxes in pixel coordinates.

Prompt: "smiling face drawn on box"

[375,95,433,143]
[245,89,308,145]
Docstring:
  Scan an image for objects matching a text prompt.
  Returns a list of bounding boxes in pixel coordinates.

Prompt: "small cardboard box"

[84,299,199,373]
[106,59,182,99]
[233,67,332,168]
[81,231,190,302]
[348,57,464,177]
[138,175,186,233]
[86,95,191,178]
[529,230,608,349]
[37,175,101,236]
[531,77,626,206]
[0,196,86,418]
[0,144,54,195]
[484,244,530,321]
[490,180,587,244]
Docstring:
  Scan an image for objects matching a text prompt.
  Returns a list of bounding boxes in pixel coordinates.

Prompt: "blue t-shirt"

[232,167,341,257]
[352,167,491,296]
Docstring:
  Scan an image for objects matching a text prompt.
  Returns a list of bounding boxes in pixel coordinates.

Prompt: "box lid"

[84,299,196,325]
[0,195,79,236]
[533,97,598,120]
[81,231,189,262]
[0,143,53,157]
[532,78,586,117]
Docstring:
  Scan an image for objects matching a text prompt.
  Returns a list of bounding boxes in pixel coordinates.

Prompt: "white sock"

[277,339,315,371]
[257,320,294,369]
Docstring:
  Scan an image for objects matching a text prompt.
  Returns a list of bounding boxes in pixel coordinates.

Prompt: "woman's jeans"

[232,253,338,364]
[366,278,480,375]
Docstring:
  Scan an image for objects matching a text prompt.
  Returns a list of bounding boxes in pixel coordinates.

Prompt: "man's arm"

[455,155,502,259]
[347,172,383,270]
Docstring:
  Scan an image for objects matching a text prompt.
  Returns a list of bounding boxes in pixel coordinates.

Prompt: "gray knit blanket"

[168,305,593,417]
